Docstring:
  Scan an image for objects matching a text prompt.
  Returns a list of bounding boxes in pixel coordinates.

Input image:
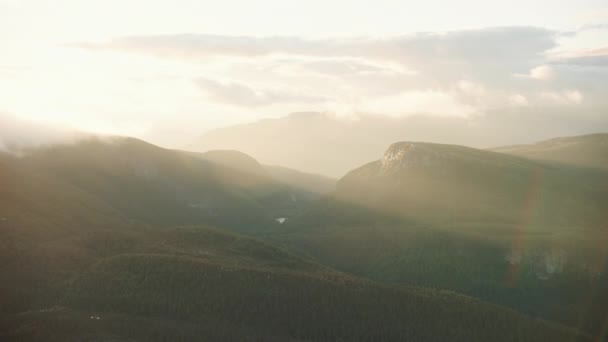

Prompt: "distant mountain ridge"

[194,149,336,196]
[199,149,266,175]
[492,133,608,169]
[191,111,608,177]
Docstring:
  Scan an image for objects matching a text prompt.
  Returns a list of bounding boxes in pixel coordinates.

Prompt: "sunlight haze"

[1,0,607,148]
[2,2,608,341]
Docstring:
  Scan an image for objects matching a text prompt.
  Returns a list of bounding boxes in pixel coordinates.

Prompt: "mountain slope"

[199,149,268,177]
[17,137,303,233]
[0,224,587,342]
[195,149,333,217]
[264,164,335,195]
[336,141,607,230]
[276,141,608,335]
[493,133,608,169]
[0,138,590,341]
[188,149,336,196]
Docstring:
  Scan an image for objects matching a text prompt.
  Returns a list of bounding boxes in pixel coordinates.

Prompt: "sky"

[1,0,608,148]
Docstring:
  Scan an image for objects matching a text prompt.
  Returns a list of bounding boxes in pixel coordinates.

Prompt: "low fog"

[0,113,98,155]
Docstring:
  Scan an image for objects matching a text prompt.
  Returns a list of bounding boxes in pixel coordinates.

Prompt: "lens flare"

[504,168,542,286]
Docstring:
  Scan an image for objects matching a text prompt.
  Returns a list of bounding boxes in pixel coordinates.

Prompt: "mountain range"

[1,131,606,341]
[191,111,608,177]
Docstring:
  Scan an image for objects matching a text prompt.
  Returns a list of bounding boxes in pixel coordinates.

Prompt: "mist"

[192,109,608,177]
[0,113,101,155]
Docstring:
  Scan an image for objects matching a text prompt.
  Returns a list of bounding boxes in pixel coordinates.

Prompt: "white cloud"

[540,90,584,104]
[1,25,604,149]
[0,113,89,153]
[457,80,487,97]
[514,65,556,80]
[336,90,476,118]
[529,65,556,80]
[564,90,584,103]
[194,77,327,107]
[70,27,565,114]
[508,94,529,106]
[73,27,558,78]
[550,46,608,67]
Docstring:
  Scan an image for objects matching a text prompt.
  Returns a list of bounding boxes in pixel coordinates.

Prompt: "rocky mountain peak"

[380,142,443,173]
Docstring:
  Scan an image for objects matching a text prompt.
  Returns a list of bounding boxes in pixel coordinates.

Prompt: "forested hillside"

[273,140,608,337]
[0,138,590,341]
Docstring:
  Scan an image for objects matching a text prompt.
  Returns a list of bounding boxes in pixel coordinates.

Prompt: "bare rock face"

[380,142,444,174]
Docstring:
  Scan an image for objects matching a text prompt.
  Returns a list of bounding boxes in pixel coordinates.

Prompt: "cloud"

[194,77,327,107]
[71,27,563,106]
[73,27,558,73]
[298,58,400,76]
[516,65,556,80]
[555,53,608,67]
[550,47,608,67]
[530,65,556,80]
[579,23,608,31]
[66,26,607,128]
[350,90,476,118]
[539,90,584,104]
[457,80,487,97]
[508,94,529,107]
[528,65,555,81]
[0,113,89,154]
[70,35,340,58]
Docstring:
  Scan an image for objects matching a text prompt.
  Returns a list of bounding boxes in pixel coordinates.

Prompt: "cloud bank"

[3,25,604,151]
[71,26,606,118]
[0,113,91,154]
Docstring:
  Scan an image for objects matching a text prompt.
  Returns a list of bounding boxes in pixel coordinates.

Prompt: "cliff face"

[381,142,447,174]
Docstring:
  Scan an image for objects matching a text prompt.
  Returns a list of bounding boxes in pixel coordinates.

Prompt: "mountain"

[197,149,336,196]
[198,149,268,177]
[0,137,298,316]
[13,137,319,233]
[0,139,587,341]
[493,133,608,170]
[275,140,608,335]
[190,112,607,177]
[264,164,335,195]
[190,111,488,178]
[191,111,380,177]
[0,138,330,240]
[335,141,607,229]
[0,138,309,313]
